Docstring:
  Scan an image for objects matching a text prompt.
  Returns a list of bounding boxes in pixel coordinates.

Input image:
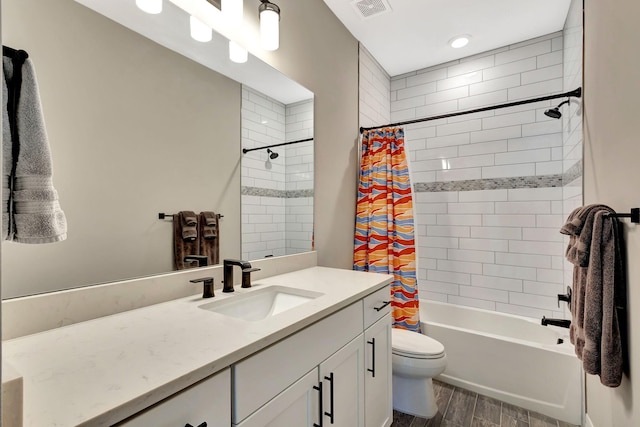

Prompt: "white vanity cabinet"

[118,368,230,427]
[364,316,393,427]
[319,335,365,427]
[234,369,320,426]
[232,284,392,427]
[363,284,393,427]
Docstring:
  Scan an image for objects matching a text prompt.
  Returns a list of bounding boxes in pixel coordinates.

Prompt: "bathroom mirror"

[240,86,314,260]
[1,0,314,298]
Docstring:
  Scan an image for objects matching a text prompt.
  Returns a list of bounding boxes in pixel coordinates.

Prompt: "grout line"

[441,384,455,421]
[470,391,479,425]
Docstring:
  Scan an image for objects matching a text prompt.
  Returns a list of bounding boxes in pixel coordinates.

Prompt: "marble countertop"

[3,267,393,427]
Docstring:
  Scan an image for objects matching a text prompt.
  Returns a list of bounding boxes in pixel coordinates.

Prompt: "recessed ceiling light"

[449,35,471,49]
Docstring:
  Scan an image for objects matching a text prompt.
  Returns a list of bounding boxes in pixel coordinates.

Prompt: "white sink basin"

[199,286,323,321]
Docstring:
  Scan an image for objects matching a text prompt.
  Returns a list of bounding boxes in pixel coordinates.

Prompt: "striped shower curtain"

[354,127,420,332]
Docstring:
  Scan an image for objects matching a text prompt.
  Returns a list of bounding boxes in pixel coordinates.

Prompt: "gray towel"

[199,211,219,266]
[174,211,200,270]
[561,205,624,387]
[181,210,198,241]
[2,56,67,243]
[560,204,610,266]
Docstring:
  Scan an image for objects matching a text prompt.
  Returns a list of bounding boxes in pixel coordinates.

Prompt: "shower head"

[544,107,562,119]
[544,99,571,120]
[267,148,279,159]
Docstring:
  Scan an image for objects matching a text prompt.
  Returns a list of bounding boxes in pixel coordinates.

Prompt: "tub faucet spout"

[541,316,571,329]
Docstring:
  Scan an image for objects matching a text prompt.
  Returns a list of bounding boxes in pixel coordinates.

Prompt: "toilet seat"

[392,328,445,359]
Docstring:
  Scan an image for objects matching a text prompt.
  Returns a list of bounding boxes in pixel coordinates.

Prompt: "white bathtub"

[420,300,583,426]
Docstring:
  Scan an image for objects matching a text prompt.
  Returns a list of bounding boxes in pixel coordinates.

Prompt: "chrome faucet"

[222,259,261,292]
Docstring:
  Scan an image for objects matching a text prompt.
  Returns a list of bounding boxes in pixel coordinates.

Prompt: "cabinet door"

[364,315,392,427]
[119,368,230,427]
[319,335,365,427]
[234,369,320,427]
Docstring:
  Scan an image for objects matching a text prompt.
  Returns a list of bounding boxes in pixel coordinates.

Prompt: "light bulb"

[259,6,280,51]
[229,41,248,63]
[135,0,163,14]
[190,16,212,42]
[222,0,243,25]
[449,35,471,49]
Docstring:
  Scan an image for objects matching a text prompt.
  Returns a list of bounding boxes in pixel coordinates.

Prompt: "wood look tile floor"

[391,381,579,427]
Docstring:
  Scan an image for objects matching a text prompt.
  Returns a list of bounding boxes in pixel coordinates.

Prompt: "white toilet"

[391,328,447,418]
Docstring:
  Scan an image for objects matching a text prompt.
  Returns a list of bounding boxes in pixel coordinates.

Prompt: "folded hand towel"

[201,211,218,239]
[199,212,219,266]
[174,212,200,270]
[180,210,198,241]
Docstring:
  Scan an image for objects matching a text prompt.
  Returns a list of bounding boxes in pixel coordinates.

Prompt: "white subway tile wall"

[359,45,391,128]
[562,0,584,294]
[390,32,574,319]
[357,32,581,319]
[285,99,314,255]
[241,87,314,260]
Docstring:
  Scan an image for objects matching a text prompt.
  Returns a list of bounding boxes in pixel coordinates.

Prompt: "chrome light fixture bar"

[259,0,280,51]
[144,0,281,60]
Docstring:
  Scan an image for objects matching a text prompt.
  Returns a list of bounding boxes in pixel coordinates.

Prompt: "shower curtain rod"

[242,137,314,154]
[359,87,582,134]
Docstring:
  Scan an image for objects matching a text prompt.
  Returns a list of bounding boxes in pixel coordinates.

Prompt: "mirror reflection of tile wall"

[241,86,314,260]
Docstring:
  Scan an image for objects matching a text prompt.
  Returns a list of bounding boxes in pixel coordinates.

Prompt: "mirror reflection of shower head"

[267,148,279,159]
[544,99,571,119]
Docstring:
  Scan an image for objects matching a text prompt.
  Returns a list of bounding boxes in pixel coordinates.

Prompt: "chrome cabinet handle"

[313,381,323,427]
[374,301,391,312]
[324,373,335,424]
[367,338,376,377]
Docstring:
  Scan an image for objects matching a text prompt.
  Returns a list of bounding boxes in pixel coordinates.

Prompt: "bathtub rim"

[419,299,575,355]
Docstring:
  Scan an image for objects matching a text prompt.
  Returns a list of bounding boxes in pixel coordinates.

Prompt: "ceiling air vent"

[350,0,392,20]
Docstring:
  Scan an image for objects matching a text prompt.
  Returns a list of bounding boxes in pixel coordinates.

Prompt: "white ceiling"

[322,0,572,77]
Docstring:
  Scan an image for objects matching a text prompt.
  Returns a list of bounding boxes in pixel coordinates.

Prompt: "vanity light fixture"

[449,35,470,49]
[229,40,248,63]
[259,0,280,51]
[136,0,163,14]
[190,15,213,42]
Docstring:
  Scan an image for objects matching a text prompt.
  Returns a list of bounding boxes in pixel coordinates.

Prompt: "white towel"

[3,55,67,243]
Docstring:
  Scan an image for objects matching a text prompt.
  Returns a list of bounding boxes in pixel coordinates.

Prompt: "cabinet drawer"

[363,285,391,329]
[232,302,363,423]
[233,368,319,427]
[119,368,230,427]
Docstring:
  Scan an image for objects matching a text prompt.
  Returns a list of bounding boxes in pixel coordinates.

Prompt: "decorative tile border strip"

[241,186,314,198]
[414,175,564,192]
[242,186,287,198]
[287,189,314,198]
[562,159,582,185]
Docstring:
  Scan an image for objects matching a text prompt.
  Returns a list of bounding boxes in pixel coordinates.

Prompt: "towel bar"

[158,212,224,220]
[605,208,639,223]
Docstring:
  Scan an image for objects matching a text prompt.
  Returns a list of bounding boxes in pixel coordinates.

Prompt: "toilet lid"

[392,328,445,359]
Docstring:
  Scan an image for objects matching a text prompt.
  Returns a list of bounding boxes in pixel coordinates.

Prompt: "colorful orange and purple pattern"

[354,127,420,332]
